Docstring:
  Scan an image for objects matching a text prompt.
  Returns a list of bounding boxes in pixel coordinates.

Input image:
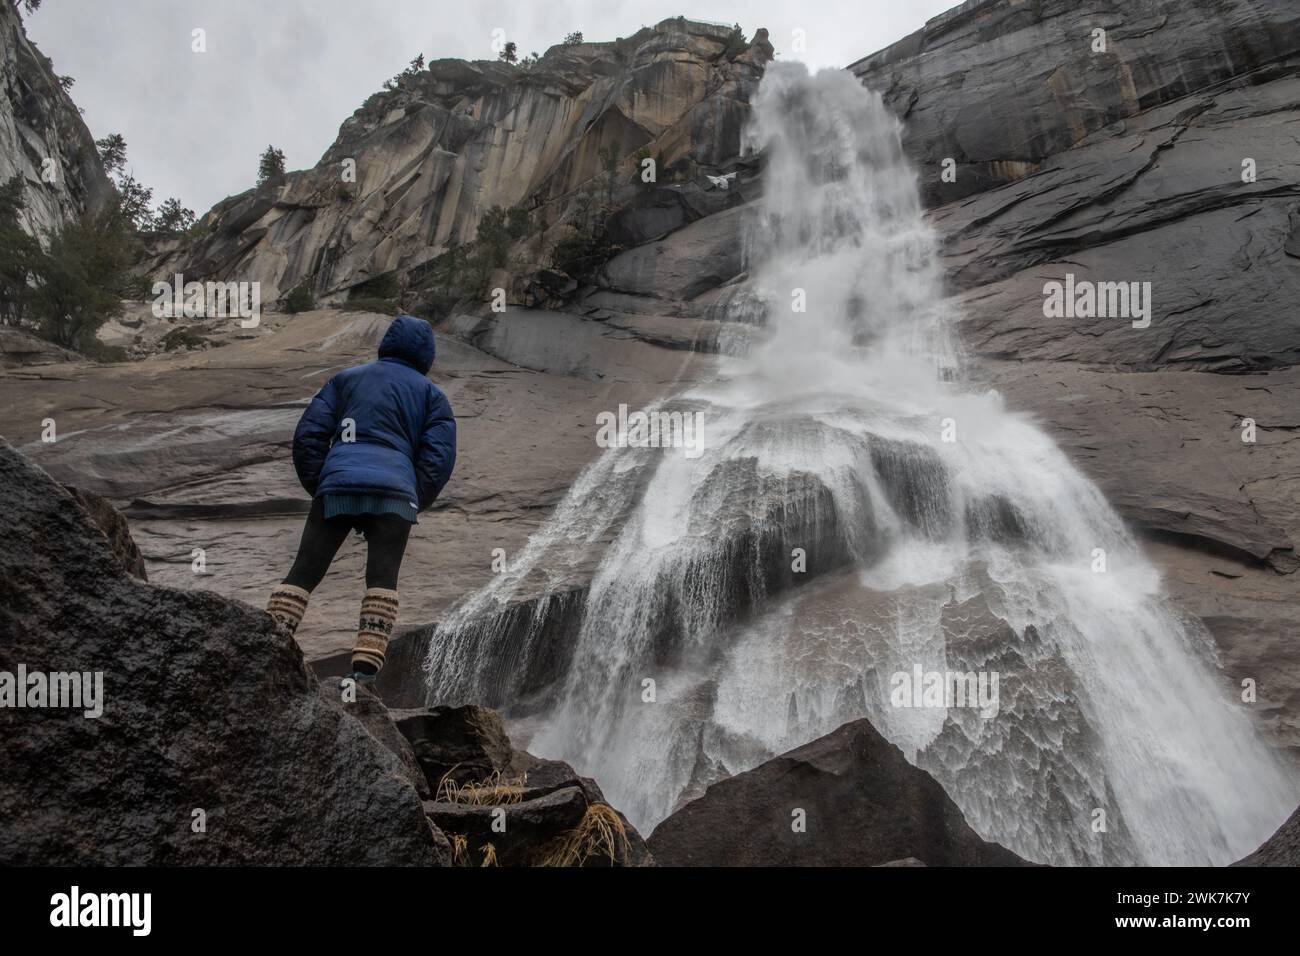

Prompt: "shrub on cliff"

[551,227,597,276]
[722,25,749,61]
[549,189,616,279]
[463,205,531,294]
[384,54,426,90]
[343,272,401,314]
[284,279,315,314]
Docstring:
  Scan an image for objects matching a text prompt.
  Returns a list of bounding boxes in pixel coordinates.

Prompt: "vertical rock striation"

[0,1,113,240]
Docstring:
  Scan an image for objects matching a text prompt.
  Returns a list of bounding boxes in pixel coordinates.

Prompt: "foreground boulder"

[0,440,445,865]
[396,704,653,866]
[647,718,1028,866]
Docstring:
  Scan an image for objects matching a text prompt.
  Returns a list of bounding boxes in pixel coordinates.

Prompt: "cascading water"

[424,64,1295,865]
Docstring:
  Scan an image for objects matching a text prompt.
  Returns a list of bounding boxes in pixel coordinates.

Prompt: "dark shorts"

[321,493,418,525]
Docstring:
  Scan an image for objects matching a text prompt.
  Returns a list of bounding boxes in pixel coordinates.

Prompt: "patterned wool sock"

[266,583,311,638]
[352,587,398,675]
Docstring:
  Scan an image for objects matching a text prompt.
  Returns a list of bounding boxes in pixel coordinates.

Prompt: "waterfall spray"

[424,63,1294,865]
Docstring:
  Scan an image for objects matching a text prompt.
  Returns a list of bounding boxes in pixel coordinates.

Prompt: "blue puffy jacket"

[292,314,456,511]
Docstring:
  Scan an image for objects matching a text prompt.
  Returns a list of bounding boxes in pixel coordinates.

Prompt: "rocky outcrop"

[64,483,148,580]
[852,0,1300,373]
[0,1,113,239]
[0,326,80,367]
[398,704,654,866]
[394,704,515,789]
[647,717,1029,866]
[0,439,446,865]
[147,18,769,305]
[1233,802,1300,866]
[851,0,1300,205]
[939,82,1300,375]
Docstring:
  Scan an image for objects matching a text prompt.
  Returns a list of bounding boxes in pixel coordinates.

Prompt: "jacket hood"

[377,314,436,374]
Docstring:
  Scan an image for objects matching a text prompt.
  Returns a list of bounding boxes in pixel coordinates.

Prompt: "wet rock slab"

[0,308,693,662]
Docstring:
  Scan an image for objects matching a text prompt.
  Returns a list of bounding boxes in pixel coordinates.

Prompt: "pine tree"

[95,133,127,175]
[29,198,136,348]
[0,174,38,327]
[115,173,154,230]
[154,197,196,233]
[257,146,286,186]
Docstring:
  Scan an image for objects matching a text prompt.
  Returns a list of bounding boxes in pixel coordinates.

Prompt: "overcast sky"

[24,0,954,216]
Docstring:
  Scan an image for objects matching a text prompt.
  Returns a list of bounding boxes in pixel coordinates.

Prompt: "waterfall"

[423,63,1295,865]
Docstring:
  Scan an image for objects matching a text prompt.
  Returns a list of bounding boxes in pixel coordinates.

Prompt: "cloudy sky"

[24,0,954,216]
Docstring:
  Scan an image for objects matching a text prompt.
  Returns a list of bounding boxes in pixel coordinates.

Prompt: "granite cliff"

[0,0,112,240]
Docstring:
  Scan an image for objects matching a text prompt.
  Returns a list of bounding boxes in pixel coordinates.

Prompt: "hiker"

[265,314,456,681]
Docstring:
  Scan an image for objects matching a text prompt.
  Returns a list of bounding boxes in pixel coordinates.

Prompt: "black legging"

[283,496,412,592]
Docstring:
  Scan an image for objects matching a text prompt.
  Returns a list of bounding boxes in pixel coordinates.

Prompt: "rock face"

[851,0,1300,206]
[0,440,445,865]
[0,326,80,367]
[854,0,1300,372]
[396,704,654,866]
[647,718,1028,866]
[0,1,113,239]
[63,484,149,581]
[147,17,769,305]
[393,704,515,789]
[1233,802,1300,866]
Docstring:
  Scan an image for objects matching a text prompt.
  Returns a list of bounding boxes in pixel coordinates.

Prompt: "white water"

[424,64,1295,865]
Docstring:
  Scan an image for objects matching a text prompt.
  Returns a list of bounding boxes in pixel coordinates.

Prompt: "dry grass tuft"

[436,768,528,806]
[479,842,499,867]
[449,833,470,867]
[533,803,631,867]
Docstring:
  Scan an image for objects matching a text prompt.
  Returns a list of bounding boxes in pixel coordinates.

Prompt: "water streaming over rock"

[423,63,1295,865]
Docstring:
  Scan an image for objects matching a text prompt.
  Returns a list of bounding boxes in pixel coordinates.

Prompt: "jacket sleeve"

[292,376,341,496]
[415,387,457,510]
